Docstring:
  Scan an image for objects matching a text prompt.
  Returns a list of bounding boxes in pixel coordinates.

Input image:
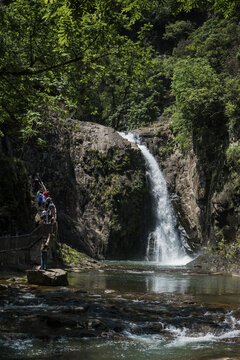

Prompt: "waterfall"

[119,132,192,266]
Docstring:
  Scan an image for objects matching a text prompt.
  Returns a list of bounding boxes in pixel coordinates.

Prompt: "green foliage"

[166,106,191,152]
[83,146,145,234]
[171,0,240,18]
[226,145,240,171]
[167,57,223,150]
[58,246,83,266]
[108,94,161,130]
[170,0,206,13]
[172,58,222,110]
[86,149,131,178]
[102,170,145,231]
[181,18,238,72]
[0,0,163,145]
[214,237,240,261]
[64,41,165,129]
[226,238,240,260]
[163,20,194,42]
[2,0,240,147]
[224,76,240,140]
[161,14,240,159]
[103,174,124,230]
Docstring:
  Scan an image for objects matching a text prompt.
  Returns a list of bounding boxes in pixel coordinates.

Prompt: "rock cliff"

[23,119,147,260]
[139,117,240,258]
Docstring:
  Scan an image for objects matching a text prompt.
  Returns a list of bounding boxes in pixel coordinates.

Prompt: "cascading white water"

[119,131,192,266]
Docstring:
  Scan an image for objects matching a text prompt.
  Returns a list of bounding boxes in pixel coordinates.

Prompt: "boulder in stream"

[27,269,68,286]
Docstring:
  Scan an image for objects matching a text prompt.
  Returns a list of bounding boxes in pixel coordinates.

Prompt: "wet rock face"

[24,120,146,260]
[164,150,207,250]
[210,178,240,254]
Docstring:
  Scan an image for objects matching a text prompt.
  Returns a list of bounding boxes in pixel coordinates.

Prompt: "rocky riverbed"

[1,263,240,360]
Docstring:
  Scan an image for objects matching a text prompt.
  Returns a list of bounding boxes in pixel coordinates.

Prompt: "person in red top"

[43,190,50,198]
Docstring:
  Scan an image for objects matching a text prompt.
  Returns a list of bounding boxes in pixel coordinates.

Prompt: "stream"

[1,263,240,359]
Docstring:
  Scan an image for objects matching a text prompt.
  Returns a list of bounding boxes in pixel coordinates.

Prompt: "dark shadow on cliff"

[192,103,229,244]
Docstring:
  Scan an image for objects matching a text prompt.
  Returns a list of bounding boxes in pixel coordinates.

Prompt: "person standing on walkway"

[43,190,50,198]
[42,193,46,208]
[38,192,43,208]
[41,234,50,270]
[45,196,52,210]
[41,209,48,224]
[48,201,57,223]
[33,173,41,193]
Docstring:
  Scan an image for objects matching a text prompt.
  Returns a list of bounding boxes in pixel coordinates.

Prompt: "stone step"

[26,268,68,286]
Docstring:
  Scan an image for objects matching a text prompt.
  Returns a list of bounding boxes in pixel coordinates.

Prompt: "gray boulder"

[27,269,68,286]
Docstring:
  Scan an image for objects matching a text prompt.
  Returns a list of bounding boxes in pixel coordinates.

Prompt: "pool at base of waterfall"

[1,262,240,360]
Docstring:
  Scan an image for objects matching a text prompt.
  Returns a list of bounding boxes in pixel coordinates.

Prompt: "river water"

[1,263,240,359]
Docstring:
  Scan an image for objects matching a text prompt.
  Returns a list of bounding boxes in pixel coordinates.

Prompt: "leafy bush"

[226,144,240,171]
[224,77,240,140]
[163,20,194,42]
[166,57,223,150]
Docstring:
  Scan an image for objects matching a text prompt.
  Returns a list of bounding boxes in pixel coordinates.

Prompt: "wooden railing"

[0,223,57,253]
[0,178,58,270]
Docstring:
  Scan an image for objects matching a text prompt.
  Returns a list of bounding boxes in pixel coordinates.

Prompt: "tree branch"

[0,51,113,77]
[0,34,102,77]
[0,55,85,77]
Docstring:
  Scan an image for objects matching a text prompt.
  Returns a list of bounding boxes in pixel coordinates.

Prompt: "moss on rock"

[57,244,103,269]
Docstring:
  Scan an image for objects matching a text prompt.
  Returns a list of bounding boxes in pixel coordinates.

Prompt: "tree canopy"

[0,0,164,146]
[1,0,240,152]
[168,0,240,17]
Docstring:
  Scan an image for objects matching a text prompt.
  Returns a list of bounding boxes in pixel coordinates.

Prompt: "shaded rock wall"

[0,150,33,235]
[23,119,147,260]
[210,163,240,256]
